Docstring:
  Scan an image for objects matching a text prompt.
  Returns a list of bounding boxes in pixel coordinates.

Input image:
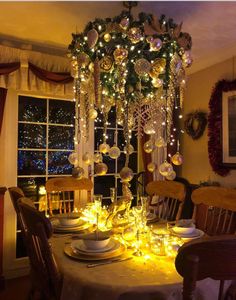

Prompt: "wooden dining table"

[51,231,230,300]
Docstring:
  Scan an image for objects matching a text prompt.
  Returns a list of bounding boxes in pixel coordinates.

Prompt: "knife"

[87,256,133,268]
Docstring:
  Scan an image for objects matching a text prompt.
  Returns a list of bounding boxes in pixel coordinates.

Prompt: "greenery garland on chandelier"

[67,5,192,201]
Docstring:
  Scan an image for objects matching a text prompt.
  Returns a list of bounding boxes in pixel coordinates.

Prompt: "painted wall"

[181,57,236,187]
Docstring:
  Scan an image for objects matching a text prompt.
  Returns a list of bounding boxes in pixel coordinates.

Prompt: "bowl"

[82,237,110,250]
[172,222,196,235]
[57,214,81,226]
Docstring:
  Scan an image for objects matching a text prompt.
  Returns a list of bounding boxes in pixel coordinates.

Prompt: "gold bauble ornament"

[88,62,94,73]
[72,166,84,178]
[146,36,154,44]
[104,33,111,42]
[159,161,173,177]
[109,146,121,159]
[94,152,103,163]
[128,27,143,44]
[155,136,166,148]
[113,48,128,64]
[171,152,183,166]
[120,18,129,30]
[100,56,113,72]
[152,58,166,75]
[82,152,92,165]
[152,78,163,88]
[147,162,156,173]
[150,38,162,51]
[68,152,79,165]
[94,163,108,175]
[166,170,176,180]
[120,167,134,182]
[144,122,156,135]
[123,144,134,155]
[143,140,155,153]
[99,143,110,154]
[88,108,98,119]
[134,58,151,76]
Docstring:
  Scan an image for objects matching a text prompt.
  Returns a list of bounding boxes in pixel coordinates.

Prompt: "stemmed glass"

[132,206,145,256]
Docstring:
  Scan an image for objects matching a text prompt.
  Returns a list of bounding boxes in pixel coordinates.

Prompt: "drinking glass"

[93,194,102,210]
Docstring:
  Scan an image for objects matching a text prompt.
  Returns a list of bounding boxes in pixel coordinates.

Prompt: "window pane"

[18,151,46,175]
[17,177,46,203]
[107,107,116,128]
[94,175,115,197]
[48,126,74,149]
[117,130,137,150]
[117,152,137,173]
[49,99,75,125]
[18,96,46,122]
[48,151,73,175]
[102,154,115,173]
[94,128,103,149]
[130,131,138,151]
[18,124,46,149]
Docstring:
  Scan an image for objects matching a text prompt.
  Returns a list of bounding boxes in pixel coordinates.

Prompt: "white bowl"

[172,224,196,235]
[82,237,110,250]
[58,215,80,226]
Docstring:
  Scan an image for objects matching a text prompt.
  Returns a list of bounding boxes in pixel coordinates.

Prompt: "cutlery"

[87,256,133,268]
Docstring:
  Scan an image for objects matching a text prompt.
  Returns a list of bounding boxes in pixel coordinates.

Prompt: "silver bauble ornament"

[82,152,92,165]
[68,152,79,165]
[94,163,108,175]
[120,167,134,182]
[166,170,176,180]
[123,144,134,155]
[159,161,173,177]
[171,152,183,166]
[94,152,102,163]
[99,143,110,154]
[144,122,156,135]
[72,166,84,178]
[109,146,121,159]
[155,136,166,148]
[143,140,155,153]
[147,162,156,173]
[88,108,98,120]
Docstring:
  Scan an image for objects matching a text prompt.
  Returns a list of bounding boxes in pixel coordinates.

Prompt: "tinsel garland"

[208,79,236,176]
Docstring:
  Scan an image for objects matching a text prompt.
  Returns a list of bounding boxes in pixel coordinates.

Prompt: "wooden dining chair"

[175,235,236,300]
[191,186,236,235]
[145,180,186,221]
[46,176,93,215]
[18,197,62,300]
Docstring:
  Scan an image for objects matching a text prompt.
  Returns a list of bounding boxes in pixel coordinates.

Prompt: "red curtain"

[0,62,20,75]
[0,88,7,134]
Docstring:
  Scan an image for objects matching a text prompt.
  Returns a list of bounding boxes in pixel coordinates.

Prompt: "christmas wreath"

[184,111,207,140]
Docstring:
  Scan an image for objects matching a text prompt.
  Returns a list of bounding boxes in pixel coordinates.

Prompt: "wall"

[181,57,236,187]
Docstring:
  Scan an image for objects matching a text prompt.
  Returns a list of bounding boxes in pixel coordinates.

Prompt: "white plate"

[71,239,120,255]
[53,223,90,233]
[51,218,86,228]
[170,228,204,239]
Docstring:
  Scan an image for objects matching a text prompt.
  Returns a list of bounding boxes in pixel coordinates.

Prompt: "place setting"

[167,219,205,240]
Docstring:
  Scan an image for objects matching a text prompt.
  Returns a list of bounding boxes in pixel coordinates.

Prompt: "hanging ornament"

[82,152,92,165]
[152,58,166,75]
[159,161,173,177]
[72,166,84,179]
[109,146,121,159]
[150,38,162,51]
[88,62,94,73]
[120,167,134,182]
[77,52,90,67]
[124,144,134,155]
[166,170,176,180]
[171,152,183,166]
[134,58,151,76]
[152,78,163,88]
[88,108,98,119]
[68,152,79,165]
[128,27,143,44]
[146,36,154,43]
[94,162,108,175]
[87,28,99,48]
[103,33,111,42]
[100,56,114,72]
[120,18,129,30]
[113,48,128,64]
[155,136,166,148]
[143,140,155,153]
[144,122,156,135]
[99,143,110,154]
[147,162,156,173]
[182,51,193,68]
[94,152,103,163]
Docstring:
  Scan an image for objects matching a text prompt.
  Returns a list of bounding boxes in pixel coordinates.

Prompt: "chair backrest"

[18,198,62,300]
[175,235,236,300]
[145,180,186,221]
[45,177,93,215]
[191,186,236,235]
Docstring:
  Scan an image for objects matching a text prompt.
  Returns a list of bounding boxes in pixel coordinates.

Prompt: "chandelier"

[67,3,192,193]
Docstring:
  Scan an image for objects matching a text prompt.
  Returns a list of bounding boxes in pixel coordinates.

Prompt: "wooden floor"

[0,276,31,300]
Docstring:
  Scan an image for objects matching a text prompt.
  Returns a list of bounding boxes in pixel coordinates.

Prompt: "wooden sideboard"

[0,187,7,290]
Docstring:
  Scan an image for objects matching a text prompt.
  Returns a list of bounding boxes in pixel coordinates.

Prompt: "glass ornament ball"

[82,152,92,165]
[152,78,163,88]
[113,48,128,64]
[88,108,98,120]
[94,152,102,163]
[166,170,176,181]
[155,136,166,148]
[109,146,121,159]
[123,144,134,155]
[68,152,79,165]
[99,143,110,154]
[134,58,151,76]
[94,163,108,176]
[120,18,129,30]
[147,162,156,173]
[144,122,156,135]
[171,152,183,166]
[120,167,134,182]
[150,38,162,51]
[128,27,143,44]
[143,140,155,153]
[72,166,84,179]
[159,161,173,177]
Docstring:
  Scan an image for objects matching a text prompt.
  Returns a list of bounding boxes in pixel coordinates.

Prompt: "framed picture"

[222,91,236,165]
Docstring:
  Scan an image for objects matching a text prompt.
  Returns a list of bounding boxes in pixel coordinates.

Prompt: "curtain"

[0,88,7,134]
[0,62,20,75]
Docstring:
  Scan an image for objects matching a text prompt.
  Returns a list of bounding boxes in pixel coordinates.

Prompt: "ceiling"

[1,1,236,74]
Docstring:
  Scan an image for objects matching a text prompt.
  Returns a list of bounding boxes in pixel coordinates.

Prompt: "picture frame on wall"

[222,90,236,165]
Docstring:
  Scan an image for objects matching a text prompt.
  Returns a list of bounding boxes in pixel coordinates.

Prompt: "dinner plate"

[169,228,204,239]
[52,222,91,233]
[71,239,118,254]
[52,218,86,228]
[64,242,126,261]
